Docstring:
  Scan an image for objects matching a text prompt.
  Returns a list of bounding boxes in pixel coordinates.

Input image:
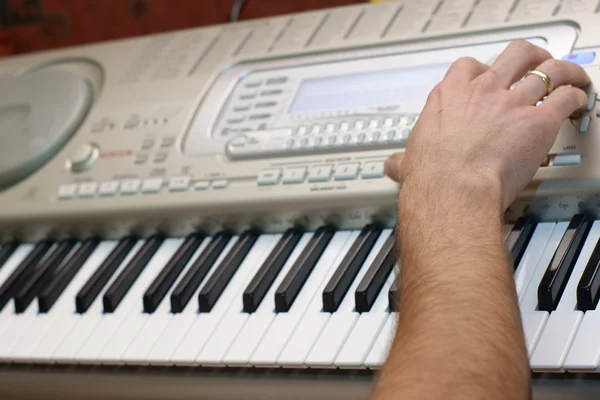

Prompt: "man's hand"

[384,40,590,210]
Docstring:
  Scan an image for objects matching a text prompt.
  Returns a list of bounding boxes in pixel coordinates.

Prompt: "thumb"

[384,152,405,182]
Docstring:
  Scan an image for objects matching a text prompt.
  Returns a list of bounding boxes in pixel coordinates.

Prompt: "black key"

[355,234,396,313]
[538,214,592,312]
[275,226,335,312]
[243,228,303,313]
[0,242,19,272]
[170,232,231,313]
[0,241,51,311]
[577,237,600,311]
[14,239,77,313]
[322,224,382,313]
[506,216,537,270]
[75,237,137,313]
[103,235,164,313]
[389,275,400,312]
[38,238,99,313]
[198,230,260,312]
[143,233,204,313]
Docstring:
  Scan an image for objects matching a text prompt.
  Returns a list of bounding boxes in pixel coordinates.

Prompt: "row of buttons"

[285,128,409,150]
[256,161,385,186]
[57,177,229,200]
[293,115,418,136]
[135,137,175,165]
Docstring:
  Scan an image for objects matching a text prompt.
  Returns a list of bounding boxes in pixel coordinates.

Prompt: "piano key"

[364,313,397,369]
[576,236,600,311]
[223,232,313,366]
[51,240,143,362]
[170,234,278,365]
[355,233,395,313]
[306,229,392,367]
[530,220,600,371]
[8,240,107,361]
[322,224,382,312]
[196,233,285,366]
[0,242,19,272]
[0,244,35,339]
[122,237,212,364]
[0,241,51,311]
[388,275,399,312]
[74,238,167,364]
[27,241,118,363]
[146,236,237,365]
[514,223,555,298]
[564,308,600,371]
[198,230,261,312]
[537,214,592,312]
[250,231,353,367]
[98,239,183,364]
[335,270,396,368]
[506,216,537,270]
[143,233,204,313]
[38,238,99,313]
[277,230,360,368]
[75,236,137,313]
[520,222,568,355]
[103,235,164,313]
[14,239,77,313]
[170,231,231,313]
[274,226,335,312]
[243,228,303,313]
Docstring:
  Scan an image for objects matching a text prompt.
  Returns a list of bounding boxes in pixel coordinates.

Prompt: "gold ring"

[525,70,554,95]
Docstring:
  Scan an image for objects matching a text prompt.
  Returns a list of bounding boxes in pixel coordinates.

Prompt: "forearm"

[372,179,530,400]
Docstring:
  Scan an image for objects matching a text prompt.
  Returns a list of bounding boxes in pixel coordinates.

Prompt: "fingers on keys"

[489,40,552,89]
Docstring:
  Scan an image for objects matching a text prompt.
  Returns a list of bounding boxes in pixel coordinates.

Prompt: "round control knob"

[67,143,99,173]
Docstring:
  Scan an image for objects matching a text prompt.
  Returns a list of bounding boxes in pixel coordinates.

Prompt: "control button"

[57,184,78,200]
[553,154,582,166]
[228,135,248,149]
[120,179,141,195]
[98,181,120,197]
[68,143,100,173]
[160,138,175,148]
[325,123,337,133]
[141,138,155,150]
[142,178,163,194]
[362,161,385,179]
[169,176,191,192]
[134,153,148,165]
[369,131,381,143]
[240,92,257,100]
[296,126,308,136]
[257,169,282,186]
[212,179,229,189]
[227,117,246,124]
[311,124,322,134]
[334,163,360,181]
[587,93,597,112]
[325,135,337,146]
[284,138,295,149]
[233,104,252,112]
[308,165,333,183]
[382,130,395,142]
[369,119,381,129]
[245,80,262,88]
[339,122,350,131]
[195,181,210,190]
[282,167,307,184]
[313,136,323,147]
[354,121,365,130]
[340,133,351,145]
[78,182,98,198]
[563,52,596,65]
[383,118,395,127]
[579,116,591,134]
[154,152,168,163]
[353,132,367,144]
[266,77,288,85]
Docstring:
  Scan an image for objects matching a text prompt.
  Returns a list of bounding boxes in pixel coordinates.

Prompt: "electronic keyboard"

[1,0,600,398]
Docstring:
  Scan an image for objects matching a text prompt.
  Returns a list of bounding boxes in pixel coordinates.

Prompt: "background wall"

[0,0,366,57]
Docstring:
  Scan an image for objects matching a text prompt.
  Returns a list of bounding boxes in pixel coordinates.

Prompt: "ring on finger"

[525,70,554,95]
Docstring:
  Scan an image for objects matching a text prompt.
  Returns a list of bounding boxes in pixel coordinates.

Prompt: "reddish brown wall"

[0,0,364,56]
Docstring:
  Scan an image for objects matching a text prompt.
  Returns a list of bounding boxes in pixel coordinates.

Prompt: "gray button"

[282,167,307,184]
[161,137,175,148]
[579,116,591,134]
[587,93,597,112]
[244,80,262,88]
[240,92,257,100]
[233,104,252,112]
[141,138,155,150]
[261,89,283,97]
[249,113,271,121]
[120,179,141,195]
[98,181,120,196]
[361,161,385,179]
[154,152,168,163]
[255,101,277,109]
[169,176,191,192]
[57,184,78,200]
[134,153,148,164]
[257,169,282,186]
[195,181,210,191]
[142,178,163,194]
[334,163,360,181]
[68,143,99,173]
[212,179,228,189]
[308,165,333,183]
[78,182,98,198]
[554,154,581,166]
[266,77,288,85]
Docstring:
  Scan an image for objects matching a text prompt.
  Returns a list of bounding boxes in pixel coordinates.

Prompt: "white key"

[305,229,392,367]
[29,242,118,362]
[0,244,35,339]
[52,240,144,362]
[145,236,237,365]
[9,241,115,361]
[335,269,395,368]
[514,223,555,297]
[170,234,278,365]
[196,234,282,366]
[121,237,211,364]
[530,221,600,372]
[98,239,183,364]
[277,230,360,367]
[565,309,600,371]
[520,222,568,356]
[223,233,313,366]
[364,313,397,369]
[251,231,352,367]
[75,238,167,364]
